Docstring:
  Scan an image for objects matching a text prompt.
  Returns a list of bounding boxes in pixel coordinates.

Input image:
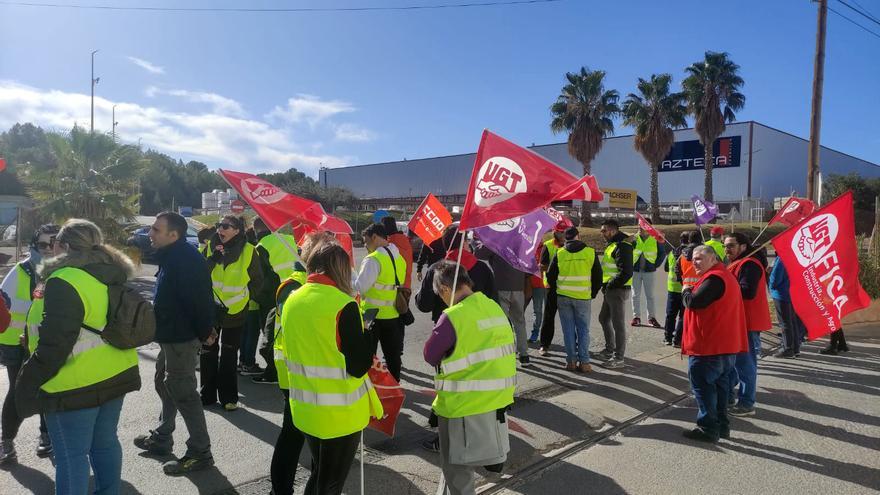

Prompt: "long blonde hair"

[39,218,135,280]
[301,233,352,295]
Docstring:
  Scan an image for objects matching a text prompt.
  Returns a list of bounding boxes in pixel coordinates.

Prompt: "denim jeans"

[688,354,735,439]
[239,309,262,367]
[773,299,801,354]
[529,287,546,341]
[45,397,125,495]
[631,270,657,319]
[730,331,762,408]
[557,295,591,364]
[664,291,683,343]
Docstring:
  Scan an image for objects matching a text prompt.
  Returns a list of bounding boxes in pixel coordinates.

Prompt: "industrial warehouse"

[319,121,880,219]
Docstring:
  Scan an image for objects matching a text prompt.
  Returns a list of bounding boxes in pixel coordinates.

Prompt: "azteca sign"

[474,157,528,207]
[658,136,741,172]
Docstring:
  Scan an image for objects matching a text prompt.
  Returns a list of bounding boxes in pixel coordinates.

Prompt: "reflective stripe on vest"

[556,247,596,300]
[633,236,658,264]
[1,264,32,345]
[273,272,308,391]
[211,243,255,315]
[26,267,138,394]
[680,255,699,287]
[542,240,560,287]
[433,292,516,419]
[360,249,406,320]
[282,282,382,439]
[667,252,683,293]
[602,242,633,286]
[258,233,300,280]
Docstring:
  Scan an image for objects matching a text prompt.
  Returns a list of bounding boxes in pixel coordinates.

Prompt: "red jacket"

[728,257,773,331]
[683,263,748,356]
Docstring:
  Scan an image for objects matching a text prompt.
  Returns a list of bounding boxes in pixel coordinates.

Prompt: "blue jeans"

[45,397,125,495]
[529,287,546,340]
[773,299,801,354]
[239,309,261,367]
[688,354,735,439]
[730,331,762,408]
[557,295,591,364]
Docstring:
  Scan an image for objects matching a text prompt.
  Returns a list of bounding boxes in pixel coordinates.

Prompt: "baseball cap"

[554,221,568,233]
[710,226,725,236]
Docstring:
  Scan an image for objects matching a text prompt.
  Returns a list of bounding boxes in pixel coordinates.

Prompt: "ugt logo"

[791,213,838,267]
[474,157,527,207]
[240,177,286,205]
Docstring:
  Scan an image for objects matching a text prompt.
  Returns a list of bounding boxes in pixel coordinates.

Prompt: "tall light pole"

[112,104,118,140]
[90,49,100,133]
[807,0,827,202]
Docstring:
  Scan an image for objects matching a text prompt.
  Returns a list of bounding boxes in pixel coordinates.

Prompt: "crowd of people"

[0,212,852,494]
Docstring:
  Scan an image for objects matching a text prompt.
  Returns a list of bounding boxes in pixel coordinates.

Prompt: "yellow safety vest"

[556,247,596,300]
[26,267,138,394]
[666,252,682,293]
[273,270,308,391]
[633,235,658,264]
[542,240,560,287]
[360,249,406,320]
[211,243,255,316]
[1,263,32,345]
[705,239,726,262]
[602,242,633,286]
[258,233,300,280]
[282,282,382,439]
[433,292,516,419]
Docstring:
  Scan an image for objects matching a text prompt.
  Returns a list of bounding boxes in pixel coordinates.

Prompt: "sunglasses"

[35,238,56,250]
[216,223,236,231]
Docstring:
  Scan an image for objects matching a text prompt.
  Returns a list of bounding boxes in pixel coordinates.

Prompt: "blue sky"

[0,0,877,178]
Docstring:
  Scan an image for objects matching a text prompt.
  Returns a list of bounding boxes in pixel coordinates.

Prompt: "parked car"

[126,224,200,264]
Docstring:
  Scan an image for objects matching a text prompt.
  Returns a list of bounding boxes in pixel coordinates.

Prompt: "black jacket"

[415,253,497,323]
[154,238,216,343]
[545,240,603,299]
[206,233,264,327]
[416,238,447,274]
[16,261,141,417]
[605,232,634,290]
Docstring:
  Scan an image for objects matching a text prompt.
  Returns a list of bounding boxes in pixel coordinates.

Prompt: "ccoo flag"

[459,130,585,230]
[408,194,453,246]
[769,196,816,227]
[771,191,871,340]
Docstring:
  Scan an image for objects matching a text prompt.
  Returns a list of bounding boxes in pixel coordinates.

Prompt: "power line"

[836,0,880,27]
[0,0,563,13]
[828,5,880,39]
[850,0,880,23]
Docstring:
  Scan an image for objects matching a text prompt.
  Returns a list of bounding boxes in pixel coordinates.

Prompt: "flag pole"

[699,226,705,242]
[449,229,466,306]
[752,223,771,246]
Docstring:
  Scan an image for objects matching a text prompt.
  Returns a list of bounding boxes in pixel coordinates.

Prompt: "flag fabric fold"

[407,193,453,246]
[553,174,605,202]
[769,197,816,227]
[473,208,556,275]
[691,194,719,225]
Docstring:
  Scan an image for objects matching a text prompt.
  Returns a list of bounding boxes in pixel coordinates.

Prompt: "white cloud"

[334,123,377,143]
[146,86,245,117]
[0,80,355,175]
[268,94,355,126]
[127,56,165,75]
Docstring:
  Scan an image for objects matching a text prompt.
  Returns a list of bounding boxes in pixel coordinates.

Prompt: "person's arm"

[254,246,278,310]
[682,275,725,309]
[479,262,498,301]
[540,245,550,272]
[590,256,603,299]
[415,266,437,313]
[423,313,457,367]
[337,301,374,377]
[608,241,634,289]
[546,255,560,290]
[354,257,380,296]
[655,243,667,269]
[185,254,217,340]
[738,260,763,300]
[15,279,83,414]
[246,249,264,303]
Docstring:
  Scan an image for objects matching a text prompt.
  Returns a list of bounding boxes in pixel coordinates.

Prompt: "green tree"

[23,126,145,241]
[622,73,688,222]
[550,67,620,226]
[0,123,56,195]
[682,51,745,203]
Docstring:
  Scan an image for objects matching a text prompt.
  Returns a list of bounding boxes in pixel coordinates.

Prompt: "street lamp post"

[112,104,118,140]
[90,49,100,133]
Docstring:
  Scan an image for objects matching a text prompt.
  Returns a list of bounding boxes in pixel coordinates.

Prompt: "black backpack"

[83,283,156,349]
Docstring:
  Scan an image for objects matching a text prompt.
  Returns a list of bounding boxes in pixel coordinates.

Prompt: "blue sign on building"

[658,136,741,172]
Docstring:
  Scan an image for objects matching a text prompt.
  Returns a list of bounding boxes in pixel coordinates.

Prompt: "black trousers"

[271,390,305,495]
[200,325,243,405]
[372,317,403,382]
[1,345,48,441]
[828,328,848,350]
[296,426,361,495]
[539,289,558,348]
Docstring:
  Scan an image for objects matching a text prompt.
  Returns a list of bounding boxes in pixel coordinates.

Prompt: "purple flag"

[474,208,556,275]
[691,194,719,225]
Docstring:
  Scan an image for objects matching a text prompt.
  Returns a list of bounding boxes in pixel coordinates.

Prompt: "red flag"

[367,357,405,437]
[459,130,583,230]
[219,169,352,234]
[408,194,452,246]
[0,157,6,172]
[771,191,871,340]
[553,174,605,202]
[769,197,816,227]
[546,207,573,228]
[635,212,665,243]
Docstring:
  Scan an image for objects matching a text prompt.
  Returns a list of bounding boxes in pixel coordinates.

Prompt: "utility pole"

[112,104,118,140]
[90,49,100,133]
[807,0,827,202]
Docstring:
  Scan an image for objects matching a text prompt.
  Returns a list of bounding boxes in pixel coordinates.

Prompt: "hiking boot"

[630,317,641,326]
[163,456,214,476]
[252,375,278,385]
[133,434,172,456]
[729,405,756,417]
[420,436,440,453]
[36,432,53,458]
[239,364,263,376]
[682,428,718,443]
[648,317,661,328]
[578,363,592,373]
[773,349,797,359]
[0,440,16,466]
[223,403,239,412]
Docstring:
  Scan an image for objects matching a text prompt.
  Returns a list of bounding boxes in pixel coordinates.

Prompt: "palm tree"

[622,74,688,223]
[24,125,145,241]
[682,51,745,202]
[550,67,620,226]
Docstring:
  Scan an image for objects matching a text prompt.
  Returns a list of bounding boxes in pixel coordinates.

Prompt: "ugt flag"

[408,194,452,246]
[636,212,665,243]
[474,208,556,275]
[553,174,604,202]
[771,191,871,340]
[769,197,816,227]
[459,130,585,230]
[691,194,718,225]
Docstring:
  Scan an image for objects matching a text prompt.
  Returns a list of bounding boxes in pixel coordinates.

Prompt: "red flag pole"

[449,230,466,306]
